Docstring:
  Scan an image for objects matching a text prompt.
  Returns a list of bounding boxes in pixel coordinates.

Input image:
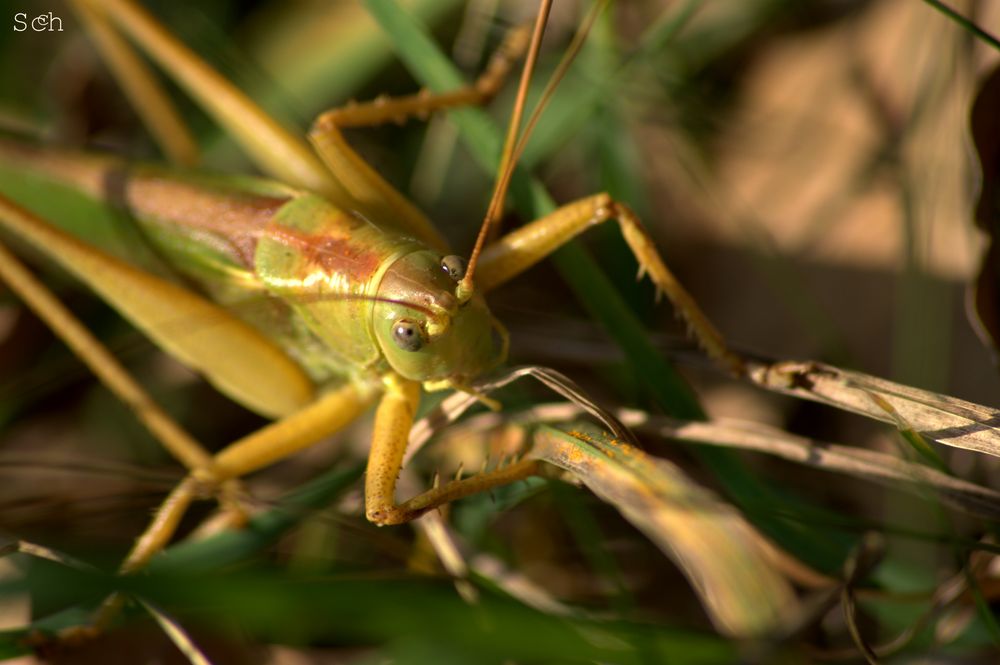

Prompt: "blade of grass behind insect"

[518,0,704,170]
[361,0,848,571]
[921,0,1000,52]
[0,152,165,270]
[883,44,962,605]
[672,0,807,73]
[242,0,464,118]
[548,482,636,616]
[587,6,656,322]
[147,462,363,574]
[185,0,463,166]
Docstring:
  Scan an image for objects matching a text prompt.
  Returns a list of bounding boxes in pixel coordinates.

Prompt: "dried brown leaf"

[530,424,798,638]
[749,360,1000,458]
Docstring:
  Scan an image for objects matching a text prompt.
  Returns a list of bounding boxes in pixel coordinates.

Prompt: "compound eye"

[391,319,424,351]
[440,255,467,281]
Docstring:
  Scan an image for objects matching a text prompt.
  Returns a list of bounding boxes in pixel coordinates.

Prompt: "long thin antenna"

[510,0,609,170]
[456,0,552,303]
[480,0,609,254]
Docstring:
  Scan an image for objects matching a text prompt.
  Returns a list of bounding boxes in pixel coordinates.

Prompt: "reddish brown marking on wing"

[125,177,288,268]
[264,225,384,282]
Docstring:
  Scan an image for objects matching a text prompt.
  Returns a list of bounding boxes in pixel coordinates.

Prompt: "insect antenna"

[510,0,610,170]
[456,0,552,303]
[457,0,610,303]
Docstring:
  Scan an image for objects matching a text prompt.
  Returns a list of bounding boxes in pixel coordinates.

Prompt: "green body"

[0,138,505,410]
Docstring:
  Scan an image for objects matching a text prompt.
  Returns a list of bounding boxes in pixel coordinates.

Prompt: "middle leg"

[81,380,379,635]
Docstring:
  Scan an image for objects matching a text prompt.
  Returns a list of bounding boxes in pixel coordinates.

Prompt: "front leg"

[474,194,745,377]
[366,373,543,526]
[365,374,422,523]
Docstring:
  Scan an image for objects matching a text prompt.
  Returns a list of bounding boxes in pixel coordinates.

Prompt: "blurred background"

[0,0,999,662]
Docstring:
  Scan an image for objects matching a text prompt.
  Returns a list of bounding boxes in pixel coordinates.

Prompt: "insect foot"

[366,459,544,527]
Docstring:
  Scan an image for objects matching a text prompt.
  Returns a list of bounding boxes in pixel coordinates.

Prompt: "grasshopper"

[0,0,750,643]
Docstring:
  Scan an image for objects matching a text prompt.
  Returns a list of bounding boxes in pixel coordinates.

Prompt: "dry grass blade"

[414,511,478,604]
[469,552,577,617]
[840,534,885,665]
[628,412,1000,522]
[138,600,214,665]
[0,539,95,571]
[749,361,1000,458]
[530,424,798,638]
[416,512,578,616]
[498,403,1000,521]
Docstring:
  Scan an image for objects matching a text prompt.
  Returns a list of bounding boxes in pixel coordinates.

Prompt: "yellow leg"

[364,374,544,526]
[74,380,378,636]
[365,374,422,523]
[475,193,745,376]
[80,0,342,199]
[121,381,378,573]
[73,371,535,640]
[379,458,544,527]
[308,24,531,252]
[0,198,306,546]
[0,239,215,474]
[209,381,378,482]
[6,242,315,647]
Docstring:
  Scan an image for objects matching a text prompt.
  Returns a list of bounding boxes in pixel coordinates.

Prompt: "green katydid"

[0,0,759,641]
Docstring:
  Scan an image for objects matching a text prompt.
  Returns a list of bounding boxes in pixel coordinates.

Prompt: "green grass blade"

[148,463,363,574]
[3,565,738,663]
